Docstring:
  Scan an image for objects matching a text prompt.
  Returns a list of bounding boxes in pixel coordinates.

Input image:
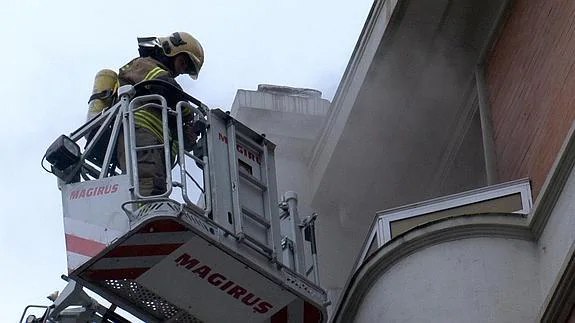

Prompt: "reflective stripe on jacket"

[118,57,192,156]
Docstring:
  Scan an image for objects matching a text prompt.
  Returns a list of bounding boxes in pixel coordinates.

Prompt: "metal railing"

[46,81,211,216]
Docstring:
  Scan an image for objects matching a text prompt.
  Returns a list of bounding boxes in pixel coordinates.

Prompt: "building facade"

[232,0,575,321]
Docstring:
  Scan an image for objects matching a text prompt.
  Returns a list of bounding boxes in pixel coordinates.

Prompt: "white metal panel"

[66,252,91,272]
[207,112,235,233]
[136,237,296,322]
[61,175,131,270]
[207,109,282,261]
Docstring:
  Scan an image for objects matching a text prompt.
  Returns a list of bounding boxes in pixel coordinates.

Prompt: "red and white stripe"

[82,219,193,281]
[70,218,326,322]
[65,217,126,272]
[65,233,107,271]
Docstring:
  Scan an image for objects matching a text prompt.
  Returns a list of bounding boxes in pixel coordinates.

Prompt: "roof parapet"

[257,84,322,99]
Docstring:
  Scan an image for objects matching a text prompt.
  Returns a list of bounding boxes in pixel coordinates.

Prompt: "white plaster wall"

[538,165,575,301]
[354,237,540,323]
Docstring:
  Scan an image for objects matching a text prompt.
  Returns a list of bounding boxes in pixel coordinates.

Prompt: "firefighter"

[116,31,204,196]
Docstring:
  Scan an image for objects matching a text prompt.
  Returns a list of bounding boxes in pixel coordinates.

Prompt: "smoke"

[324,0,504,215]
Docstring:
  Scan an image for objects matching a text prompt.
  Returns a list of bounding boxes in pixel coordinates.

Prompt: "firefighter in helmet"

[115,31,205,196]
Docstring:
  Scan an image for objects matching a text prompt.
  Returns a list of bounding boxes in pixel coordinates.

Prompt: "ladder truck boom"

[23,81,328,323]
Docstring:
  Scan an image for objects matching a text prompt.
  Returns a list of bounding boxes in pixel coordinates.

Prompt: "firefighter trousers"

[117,127,167,196]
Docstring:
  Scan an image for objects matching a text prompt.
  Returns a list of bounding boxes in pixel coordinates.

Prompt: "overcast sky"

[0,1,371,321]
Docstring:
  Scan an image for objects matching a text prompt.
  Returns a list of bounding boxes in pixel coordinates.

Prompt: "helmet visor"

[183,54,199,78]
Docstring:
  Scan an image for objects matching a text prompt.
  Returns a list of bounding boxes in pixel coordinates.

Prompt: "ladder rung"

[242,207,270,228]
[239,171,267,191]
[236,132,264,155]
[135,144,165,151]
[239,233,273,256]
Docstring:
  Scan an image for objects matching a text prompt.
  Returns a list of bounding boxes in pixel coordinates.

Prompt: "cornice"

[531,122,575,321]
[528,122,575,237]
[309,0,384,169]
[309,0,399,186]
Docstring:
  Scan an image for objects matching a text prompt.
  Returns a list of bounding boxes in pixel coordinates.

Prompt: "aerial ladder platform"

[22,81,327,323]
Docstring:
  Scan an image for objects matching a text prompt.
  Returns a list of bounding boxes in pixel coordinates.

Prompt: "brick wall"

[486,0,575,198]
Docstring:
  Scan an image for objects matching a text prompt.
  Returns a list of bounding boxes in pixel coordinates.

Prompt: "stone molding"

[332,213,533,322]
[308,0,398,196]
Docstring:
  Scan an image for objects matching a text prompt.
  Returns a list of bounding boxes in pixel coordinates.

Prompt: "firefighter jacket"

[118,56,194,156]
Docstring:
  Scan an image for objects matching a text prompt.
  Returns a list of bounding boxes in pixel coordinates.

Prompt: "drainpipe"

[475,65,498,185]
[475,0,513,185]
